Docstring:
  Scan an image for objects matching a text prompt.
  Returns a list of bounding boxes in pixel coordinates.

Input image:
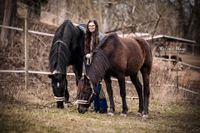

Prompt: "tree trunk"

[188,0,200,44]
[0,0,16,49]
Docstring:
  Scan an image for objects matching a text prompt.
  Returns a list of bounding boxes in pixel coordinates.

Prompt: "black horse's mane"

[49,40,71,73]
[49,20,78,73]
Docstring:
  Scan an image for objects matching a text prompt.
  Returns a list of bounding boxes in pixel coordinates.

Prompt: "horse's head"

[76,75,96,113]
[48,70,67,109]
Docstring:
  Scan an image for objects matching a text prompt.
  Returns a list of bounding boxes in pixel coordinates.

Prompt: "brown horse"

[76,33,152,117]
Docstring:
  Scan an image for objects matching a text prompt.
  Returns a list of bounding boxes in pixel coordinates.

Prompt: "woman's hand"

[86,53,92,59]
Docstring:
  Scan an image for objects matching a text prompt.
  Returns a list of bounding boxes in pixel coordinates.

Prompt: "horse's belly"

[126,59,143,74]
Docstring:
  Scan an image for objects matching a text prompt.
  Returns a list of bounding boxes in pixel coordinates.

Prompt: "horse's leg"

[118,76,128,114]
[64,77,69,103]
[141,67,150,117]
[72,63,83,85]
[130,75,144,115]
[104,74,115,114]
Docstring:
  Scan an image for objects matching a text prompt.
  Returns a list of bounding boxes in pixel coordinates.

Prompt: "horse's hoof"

[120,113,127,117]
[142,114,149,119]
[107,112,114,116]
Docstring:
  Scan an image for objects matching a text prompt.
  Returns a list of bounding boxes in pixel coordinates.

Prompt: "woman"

[85,20,105,64]
[84,19,107,113]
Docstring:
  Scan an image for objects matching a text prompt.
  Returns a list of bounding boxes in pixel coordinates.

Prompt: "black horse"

[76,33,152,117]
[48,20,85,108]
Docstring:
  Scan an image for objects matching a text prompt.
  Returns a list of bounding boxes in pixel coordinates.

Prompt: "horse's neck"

[55,64,66,74]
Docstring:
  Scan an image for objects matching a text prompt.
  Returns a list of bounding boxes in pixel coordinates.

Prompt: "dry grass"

[0,67,200,133]
[0,95,200,133]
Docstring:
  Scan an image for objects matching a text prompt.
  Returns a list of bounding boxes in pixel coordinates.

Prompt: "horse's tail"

[135,37,153,74]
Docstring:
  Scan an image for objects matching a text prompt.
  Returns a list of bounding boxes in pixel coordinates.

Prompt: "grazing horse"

[48,20,85,109]
[76,33,152,117]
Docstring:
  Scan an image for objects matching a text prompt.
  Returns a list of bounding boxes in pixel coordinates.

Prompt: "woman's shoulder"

[99,32,105,41]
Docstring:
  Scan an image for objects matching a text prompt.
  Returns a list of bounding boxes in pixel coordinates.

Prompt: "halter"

[75,75,96,105]
[54,96,65,102]
[52,70,66,102]
[77,50,96,105]
[75,88,95,105]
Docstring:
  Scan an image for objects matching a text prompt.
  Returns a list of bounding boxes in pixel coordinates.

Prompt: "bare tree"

[0,0,17,49]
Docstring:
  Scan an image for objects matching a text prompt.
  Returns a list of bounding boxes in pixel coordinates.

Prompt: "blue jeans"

[93,82,108,113]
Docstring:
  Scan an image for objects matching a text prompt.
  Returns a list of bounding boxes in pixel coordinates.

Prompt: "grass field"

[0,59,200,133]
[0,98,200,133]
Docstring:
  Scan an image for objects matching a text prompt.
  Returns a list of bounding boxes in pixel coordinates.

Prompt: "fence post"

[24,17,28,89]
[176,42,179,92]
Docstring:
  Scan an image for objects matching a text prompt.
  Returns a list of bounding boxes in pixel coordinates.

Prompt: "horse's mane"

[87,33,120,83]
[88,49,110,83]
[49,41,71,73]
[49,20,75,73]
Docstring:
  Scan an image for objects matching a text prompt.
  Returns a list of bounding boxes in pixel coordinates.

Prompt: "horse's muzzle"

[78,105,88,114]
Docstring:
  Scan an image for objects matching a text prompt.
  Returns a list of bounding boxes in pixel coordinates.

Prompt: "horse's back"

[118,36,152,74]
[49,19,85,72]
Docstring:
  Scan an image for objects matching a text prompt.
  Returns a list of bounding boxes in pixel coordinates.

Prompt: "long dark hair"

[84,19,99,54]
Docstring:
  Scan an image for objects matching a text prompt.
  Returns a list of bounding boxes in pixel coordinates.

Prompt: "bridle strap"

[75,82,96,105]
[75,91,95,105]
[75,100,89,104]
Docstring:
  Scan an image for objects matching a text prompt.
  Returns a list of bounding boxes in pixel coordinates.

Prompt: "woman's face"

[88,22,96,33]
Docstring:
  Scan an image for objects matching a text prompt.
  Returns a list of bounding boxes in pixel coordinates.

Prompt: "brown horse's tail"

[135,37,153,74]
